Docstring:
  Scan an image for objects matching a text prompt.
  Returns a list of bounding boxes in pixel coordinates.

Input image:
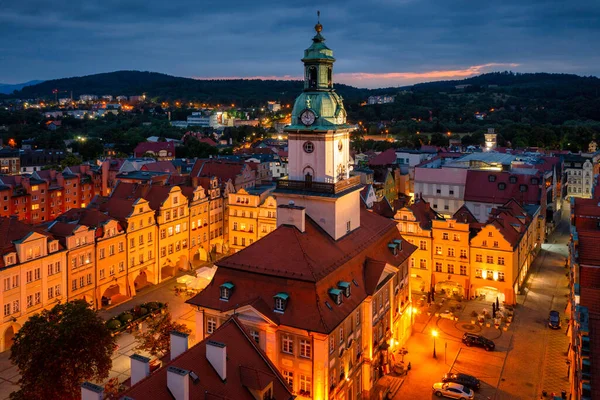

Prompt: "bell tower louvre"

[275,17,362,240]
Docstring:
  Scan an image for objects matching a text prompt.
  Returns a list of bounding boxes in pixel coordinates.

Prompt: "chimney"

[81,382,103,400]
[170,331,189,360]
[130,354,151,385]
[277,201,305,233]
[167,366,190,400]
[206,340,227,381]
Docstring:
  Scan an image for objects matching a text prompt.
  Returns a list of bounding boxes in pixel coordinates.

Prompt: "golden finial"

[315,10,322,33]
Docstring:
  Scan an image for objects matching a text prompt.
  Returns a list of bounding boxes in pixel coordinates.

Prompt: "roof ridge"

[293,226,319,281]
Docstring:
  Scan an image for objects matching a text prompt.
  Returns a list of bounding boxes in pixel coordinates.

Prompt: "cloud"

[0,0,598,85]
[192,63,521,88]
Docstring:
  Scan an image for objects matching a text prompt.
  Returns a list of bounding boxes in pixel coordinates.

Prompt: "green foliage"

[176,136,219,158]
[118,312,134,324]
[134,311,191,358]
[9,300,116,400]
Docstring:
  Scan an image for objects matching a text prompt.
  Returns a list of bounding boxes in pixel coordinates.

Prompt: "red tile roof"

[453,204,479,224]
[190,159,250,184]
[573,198,600,232]
[482,199,531,248]
[0,217,60,267]
[120,317,293,400]
[589,313,600,399]
[407,197,443,230]
[578,231,600,266]
[464,170,543,205]
[188,208,416,333]
[141,161,178,174]
[133,141,175,157]
[372,198,394,218]
[368,148,396,166]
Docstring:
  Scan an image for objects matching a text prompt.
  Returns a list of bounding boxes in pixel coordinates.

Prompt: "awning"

[176,275,195,284]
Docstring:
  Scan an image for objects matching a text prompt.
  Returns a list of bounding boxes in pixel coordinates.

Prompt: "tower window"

[327,67,332,88]
[308,66,317,88]
[303,141,314,153]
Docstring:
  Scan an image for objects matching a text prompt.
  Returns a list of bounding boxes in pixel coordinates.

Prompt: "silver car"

[432,382,474,399]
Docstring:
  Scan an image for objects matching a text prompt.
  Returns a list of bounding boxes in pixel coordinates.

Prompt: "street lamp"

[432,329,438,359]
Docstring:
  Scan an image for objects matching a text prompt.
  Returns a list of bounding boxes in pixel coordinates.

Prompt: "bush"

[119,313,134,324]
[106,319,122,330]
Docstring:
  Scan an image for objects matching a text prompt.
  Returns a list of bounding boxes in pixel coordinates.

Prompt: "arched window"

[308,66,317,88]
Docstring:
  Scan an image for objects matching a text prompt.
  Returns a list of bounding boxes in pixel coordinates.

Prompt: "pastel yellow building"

[431,218,471,298]
[1,217,67,352]
[395,198,443,293]
[229,186,277,251]
[469,200,541,304]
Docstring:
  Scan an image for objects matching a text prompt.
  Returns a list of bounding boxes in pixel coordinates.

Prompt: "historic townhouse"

[92,196,159,294]
[469,199,541,304]
[56,208,128,308]
[180,183,210,265]
[229,186,277,251]
[45,221,96,305]
[395,197,443,293]
[0,217,67,352]
[187,23,416,399]
[431,217,472,299]
[111,182,191,280]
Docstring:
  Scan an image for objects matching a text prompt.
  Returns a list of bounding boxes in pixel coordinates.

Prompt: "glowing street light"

[432,329,438,358]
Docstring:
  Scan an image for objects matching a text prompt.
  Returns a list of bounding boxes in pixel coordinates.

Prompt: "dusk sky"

[1,0,599,88]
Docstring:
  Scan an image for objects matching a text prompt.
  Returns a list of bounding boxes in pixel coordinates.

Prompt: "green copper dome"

[286,20,351,132]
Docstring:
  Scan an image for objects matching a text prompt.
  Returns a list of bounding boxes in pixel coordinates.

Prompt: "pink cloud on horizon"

[192,62,521,88]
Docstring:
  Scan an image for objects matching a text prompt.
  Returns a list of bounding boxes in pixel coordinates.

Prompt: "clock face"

[300,109,316,126]
[338,140,343,151]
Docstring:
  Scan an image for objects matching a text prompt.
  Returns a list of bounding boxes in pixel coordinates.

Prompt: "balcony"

[276,175,361,195]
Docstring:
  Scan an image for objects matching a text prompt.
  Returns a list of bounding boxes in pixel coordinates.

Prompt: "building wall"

[95,220,128,308]
[395,209,433,292]
[229,190,277,251]
[413,167,467,218]
[0,234,67,352]
[157,188,190,280]
[431,219,471,299]
[124,199,158,295]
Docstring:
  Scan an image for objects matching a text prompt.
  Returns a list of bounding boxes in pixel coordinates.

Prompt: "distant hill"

[3,71,385,105]
[412,71,600,98]
[2,70,599,106]
[0,80,44,94]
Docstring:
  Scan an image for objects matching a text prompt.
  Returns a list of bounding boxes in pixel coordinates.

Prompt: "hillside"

[0,80,44,94]
[3,71,379,105]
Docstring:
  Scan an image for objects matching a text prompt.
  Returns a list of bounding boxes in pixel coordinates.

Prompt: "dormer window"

[338,281,351,298]
[509,176,517,184]
[387,243,398,256]
[488,175,496,182]
[519,184,528,192]
[329,288,343,305]
[274,293,289,312]
[531,178,538,185]
[498,183,506,190]
[220,282,234,301]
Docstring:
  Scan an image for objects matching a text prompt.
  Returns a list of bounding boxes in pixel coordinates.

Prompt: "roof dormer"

[329,288,343,305]
[219,282,234,301]
[338,281,351,298]
[274,293,288,313]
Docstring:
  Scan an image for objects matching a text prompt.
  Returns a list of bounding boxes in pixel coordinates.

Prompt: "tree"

[60,153,83,169]
[10,300,116,400]
[134,311,191,359]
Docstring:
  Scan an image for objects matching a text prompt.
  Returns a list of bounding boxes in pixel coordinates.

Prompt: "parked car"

[432,382,474,399]
[461,333,495,351]
[548,310,561,329]
[442,373,481,390]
